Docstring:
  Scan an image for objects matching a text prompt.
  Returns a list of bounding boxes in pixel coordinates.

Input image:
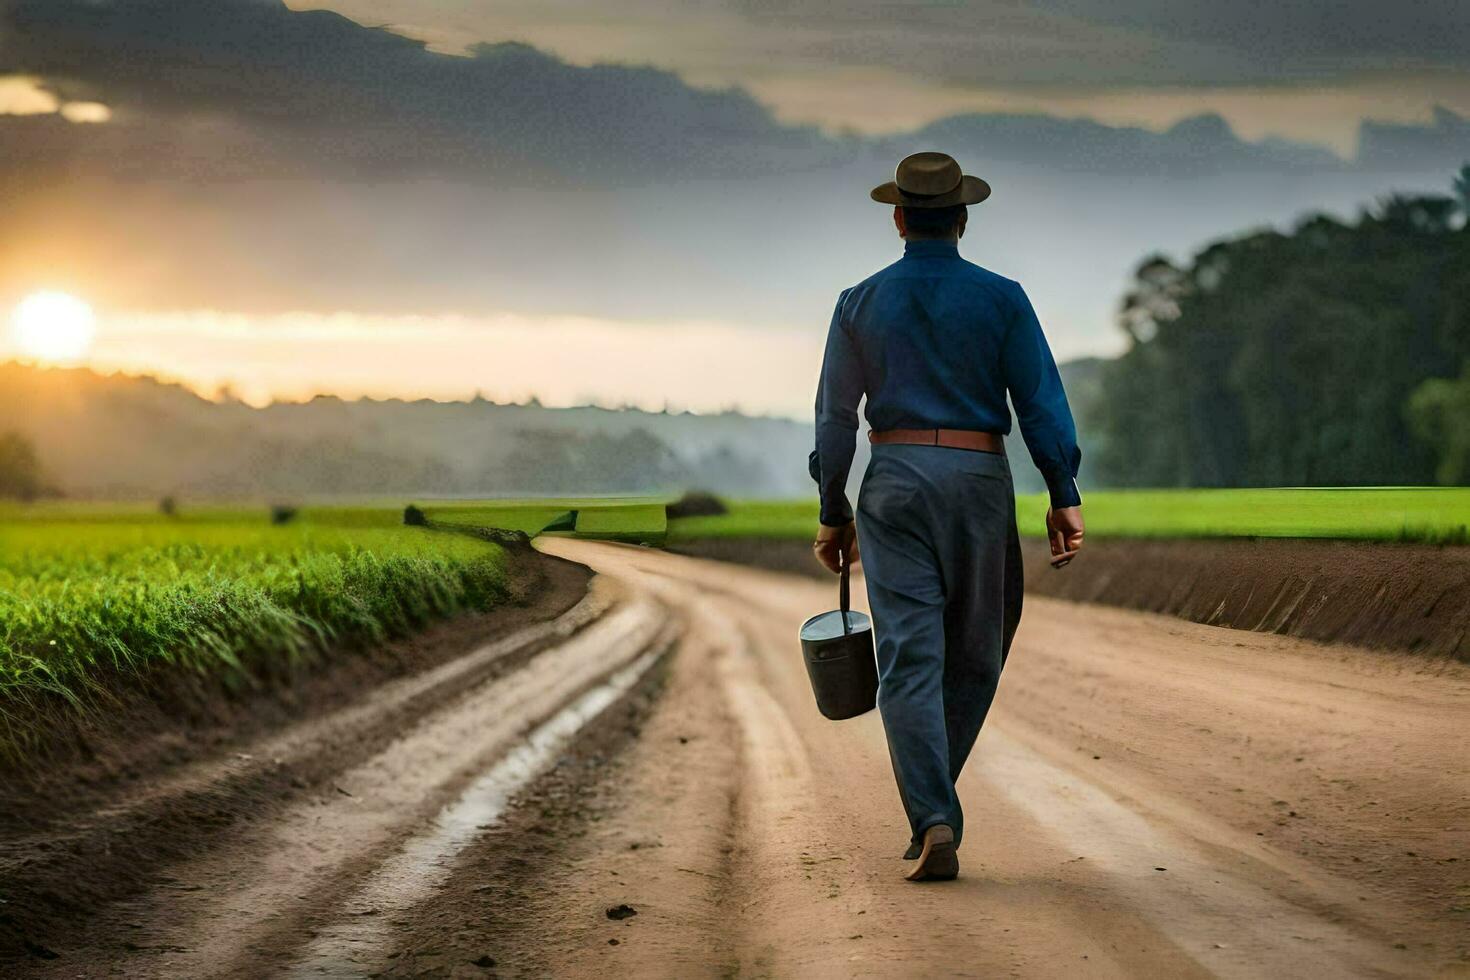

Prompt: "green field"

[0,496,673,757]
[666,488,1470,544]
[423,497,668,542]
[0,505,511,756]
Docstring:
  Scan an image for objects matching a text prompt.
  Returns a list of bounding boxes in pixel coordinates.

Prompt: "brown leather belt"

[869,428,1005,454]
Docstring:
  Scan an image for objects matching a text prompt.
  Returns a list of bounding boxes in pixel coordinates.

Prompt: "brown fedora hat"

[871,151,991,208]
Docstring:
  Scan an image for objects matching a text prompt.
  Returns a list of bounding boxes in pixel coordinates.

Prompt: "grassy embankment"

[423,497,668,541]
[0,497,670,757]
[664,488,1470,544]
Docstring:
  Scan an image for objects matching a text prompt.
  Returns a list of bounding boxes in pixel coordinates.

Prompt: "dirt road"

[17,542,1469,978]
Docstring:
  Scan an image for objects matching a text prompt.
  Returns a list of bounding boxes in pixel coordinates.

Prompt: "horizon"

[0,355,816,419]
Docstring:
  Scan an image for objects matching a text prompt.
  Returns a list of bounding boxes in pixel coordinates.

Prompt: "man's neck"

[903,235,960,244]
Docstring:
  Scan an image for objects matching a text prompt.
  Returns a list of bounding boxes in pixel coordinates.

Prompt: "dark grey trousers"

[855,443,1024,848]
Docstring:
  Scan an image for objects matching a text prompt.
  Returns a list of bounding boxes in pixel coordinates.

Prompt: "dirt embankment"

[1018,537,1470,661]
[669,536,1470,660]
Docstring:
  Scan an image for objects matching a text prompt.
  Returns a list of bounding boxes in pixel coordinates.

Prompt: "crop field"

[666,487,1470,544]
[0,496,678,757]
[0,504,511,756]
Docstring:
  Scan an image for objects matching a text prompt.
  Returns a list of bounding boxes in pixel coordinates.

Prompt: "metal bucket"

[798,559,877,720]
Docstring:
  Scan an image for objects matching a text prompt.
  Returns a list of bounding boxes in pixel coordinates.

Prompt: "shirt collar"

[903,239,960,257]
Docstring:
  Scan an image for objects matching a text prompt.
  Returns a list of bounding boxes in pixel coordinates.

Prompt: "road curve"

[516,539,1469,979]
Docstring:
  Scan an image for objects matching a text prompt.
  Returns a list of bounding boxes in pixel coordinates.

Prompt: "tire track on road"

[29,575,671,979]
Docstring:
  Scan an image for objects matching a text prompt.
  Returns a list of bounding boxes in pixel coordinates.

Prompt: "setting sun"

[10,290,96,363]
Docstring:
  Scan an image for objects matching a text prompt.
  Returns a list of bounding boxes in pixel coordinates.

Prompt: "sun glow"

[10,291,97,363]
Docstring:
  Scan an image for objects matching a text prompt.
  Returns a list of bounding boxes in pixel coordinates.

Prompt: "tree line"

[1089,167,1470,488]
[0,423,769,500]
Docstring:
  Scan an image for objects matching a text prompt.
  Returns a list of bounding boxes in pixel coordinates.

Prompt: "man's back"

[841,240,1029,436]
[813,239,1081,528]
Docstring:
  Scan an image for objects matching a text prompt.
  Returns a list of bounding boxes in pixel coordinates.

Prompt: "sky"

[290,0,1470,154]
[1,0,1466,416]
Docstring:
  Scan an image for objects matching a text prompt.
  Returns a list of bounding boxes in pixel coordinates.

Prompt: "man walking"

[810,151,1084,882]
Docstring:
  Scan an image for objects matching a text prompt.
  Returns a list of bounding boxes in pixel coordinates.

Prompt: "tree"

[0,431,47,500]
[1116,254,1185,345]
[1092,171,1469,488]
[1407,362,1470,485]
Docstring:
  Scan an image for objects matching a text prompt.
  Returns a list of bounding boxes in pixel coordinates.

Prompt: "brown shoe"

[904,824,958,882]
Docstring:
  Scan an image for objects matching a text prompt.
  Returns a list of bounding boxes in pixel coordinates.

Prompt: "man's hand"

[1045,506,1084,568]
[813,521,860,575]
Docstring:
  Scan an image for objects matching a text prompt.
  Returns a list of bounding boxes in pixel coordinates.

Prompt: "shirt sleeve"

[810,289,864,526]
[1001,281,1083,508]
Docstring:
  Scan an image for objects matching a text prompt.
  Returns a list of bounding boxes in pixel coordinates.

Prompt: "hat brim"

[870,174,991,207]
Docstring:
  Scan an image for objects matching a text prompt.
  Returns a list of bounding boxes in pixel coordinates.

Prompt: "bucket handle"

[839,555,852,635]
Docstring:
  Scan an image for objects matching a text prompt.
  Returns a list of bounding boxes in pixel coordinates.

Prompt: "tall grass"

[0,515,509,756]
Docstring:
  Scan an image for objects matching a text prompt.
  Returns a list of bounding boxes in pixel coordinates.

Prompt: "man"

[809,151,1084,882]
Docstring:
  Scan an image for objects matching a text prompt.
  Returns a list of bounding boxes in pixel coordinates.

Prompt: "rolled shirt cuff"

[819,498,854,527]
[1046,474,1082,509]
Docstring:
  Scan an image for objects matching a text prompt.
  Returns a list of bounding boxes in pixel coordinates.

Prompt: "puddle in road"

[291,648,664,977]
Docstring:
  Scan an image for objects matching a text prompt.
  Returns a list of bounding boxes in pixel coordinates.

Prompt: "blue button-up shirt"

[811,239,1082,526]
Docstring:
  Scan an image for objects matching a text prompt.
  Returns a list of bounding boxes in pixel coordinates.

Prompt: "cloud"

[1034,0,1470,81]
[2,0,1406,192]
[0,0,835,184]
[301,0,1470,93]
[1359,105,1470,172]
[711,0,1470,88]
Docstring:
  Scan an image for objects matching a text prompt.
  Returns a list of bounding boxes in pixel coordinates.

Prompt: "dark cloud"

[903,112,1342,176]
[1,0,836,183]
[5,0,1431,190]
[1037,0,1470,76]
[719,0,1469,89]
[1359,106,1470,172]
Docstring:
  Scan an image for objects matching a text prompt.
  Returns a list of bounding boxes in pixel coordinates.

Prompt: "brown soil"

[1019,537,1470,661]
[7,541,1467,977]
[523,542,1469,977]
[0,547,592,968]
[363,649,699,979]
[671,535,1470,660]
[667,536,831,582]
